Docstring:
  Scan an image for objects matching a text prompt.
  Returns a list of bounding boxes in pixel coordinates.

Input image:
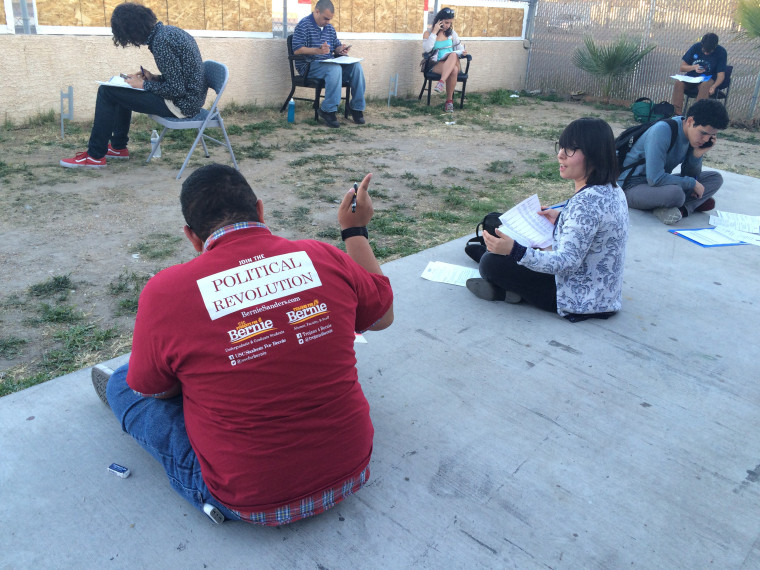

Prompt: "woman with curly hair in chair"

[60,3,207,169]
[422,7,467,113]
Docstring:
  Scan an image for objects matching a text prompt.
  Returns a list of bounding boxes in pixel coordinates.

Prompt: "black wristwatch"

[341,227,369,241]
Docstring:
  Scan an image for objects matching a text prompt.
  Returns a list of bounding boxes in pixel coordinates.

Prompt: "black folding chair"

[280,34,350,120]
[683,65,733,114]
[418,54,472,109]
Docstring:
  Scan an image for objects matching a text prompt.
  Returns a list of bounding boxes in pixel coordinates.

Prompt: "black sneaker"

[91,364,114,406]
[351,110,365,125]
[466,279,522,304]
[317,107,340,128]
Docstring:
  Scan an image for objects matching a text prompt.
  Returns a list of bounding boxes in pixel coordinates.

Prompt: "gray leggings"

[624,170,722,214]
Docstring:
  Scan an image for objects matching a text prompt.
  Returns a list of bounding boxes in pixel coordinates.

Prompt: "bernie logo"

[286,300,328,324]
[228,317,275,343]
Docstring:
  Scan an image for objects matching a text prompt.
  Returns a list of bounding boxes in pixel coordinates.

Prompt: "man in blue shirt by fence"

[292,0,366,127]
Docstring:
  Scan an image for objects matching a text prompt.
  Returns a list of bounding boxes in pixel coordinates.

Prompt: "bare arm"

[337,173,394,330]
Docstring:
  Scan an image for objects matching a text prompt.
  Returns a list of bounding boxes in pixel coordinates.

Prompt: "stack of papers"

[96,75,144,91]
[497,194,555,249]
[671,74,712,84]
[670,210,760,247]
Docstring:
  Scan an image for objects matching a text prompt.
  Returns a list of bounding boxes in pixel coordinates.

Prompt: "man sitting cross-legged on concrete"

[618,99,729,225]
[292,0,366,127]
[92,164,393,525]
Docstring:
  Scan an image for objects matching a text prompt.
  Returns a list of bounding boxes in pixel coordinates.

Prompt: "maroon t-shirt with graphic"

[127,226,392,511]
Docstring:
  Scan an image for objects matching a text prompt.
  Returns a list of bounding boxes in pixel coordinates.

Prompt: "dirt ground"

[1,93,759,394]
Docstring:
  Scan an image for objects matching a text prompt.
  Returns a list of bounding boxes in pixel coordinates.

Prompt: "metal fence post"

[60,86,73,139]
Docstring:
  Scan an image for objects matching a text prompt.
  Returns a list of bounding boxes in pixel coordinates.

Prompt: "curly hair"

[111,3,158,48]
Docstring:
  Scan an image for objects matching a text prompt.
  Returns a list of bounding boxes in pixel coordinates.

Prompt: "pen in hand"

[351,182,358,213]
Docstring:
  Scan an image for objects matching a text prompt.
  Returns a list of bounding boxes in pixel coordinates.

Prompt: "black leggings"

[478,252,557,313]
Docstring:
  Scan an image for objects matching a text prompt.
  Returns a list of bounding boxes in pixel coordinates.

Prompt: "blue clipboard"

[668,227,747,248]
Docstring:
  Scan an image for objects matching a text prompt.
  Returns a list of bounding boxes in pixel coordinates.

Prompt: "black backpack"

[616,118,679,187]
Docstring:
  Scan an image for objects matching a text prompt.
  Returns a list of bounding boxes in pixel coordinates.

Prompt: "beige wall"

[0,35,527,122]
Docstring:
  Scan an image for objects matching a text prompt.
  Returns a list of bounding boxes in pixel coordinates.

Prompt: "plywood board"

[408,0,423,33]
[140,0,170,23]
[223,0,241,31]
[103,1,122,26]
[504,7,522,37]
[395,0,409,33]
[352,0,375,33]
[205,0,225,29]
[332,0,342,33]
[469,6,488,37]
[486,6,504,37]
[169,0,207,29]
[240,0,271,32]
[36,0,79,26]
[80,0,107,27]
[375,0,395,33]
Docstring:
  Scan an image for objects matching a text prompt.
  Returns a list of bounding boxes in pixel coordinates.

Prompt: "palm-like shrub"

[736,0,760,39]
[572,36,656,103]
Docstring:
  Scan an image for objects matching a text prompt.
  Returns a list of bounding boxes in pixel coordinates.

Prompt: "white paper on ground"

[710,211,760,234]
[421,261,480,287]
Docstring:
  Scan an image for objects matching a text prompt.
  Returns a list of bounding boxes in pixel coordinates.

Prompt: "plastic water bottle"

[287,99,295,123]
[150,129,162,158]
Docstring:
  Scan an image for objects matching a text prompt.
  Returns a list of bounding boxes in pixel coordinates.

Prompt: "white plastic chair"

[147,60,238,179]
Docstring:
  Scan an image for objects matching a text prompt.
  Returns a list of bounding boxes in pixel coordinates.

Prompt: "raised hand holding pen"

[339,173,373,229]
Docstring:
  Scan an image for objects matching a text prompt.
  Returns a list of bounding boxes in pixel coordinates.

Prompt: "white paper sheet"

[96,76,144,91]
[421,261,480,287]
[497,194,555,249]
[671,74,709,84]
[712,226,760,246]
[322,56,364,64]
[710,211,760,234]
[672,228,745,246]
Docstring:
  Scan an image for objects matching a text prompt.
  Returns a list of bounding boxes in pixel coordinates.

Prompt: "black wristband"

[341,227,368,241]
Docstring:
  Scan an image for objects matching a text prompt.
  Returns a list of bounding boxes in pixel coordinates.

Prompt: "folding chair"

[147,60,238,180]
[418,54,472,109]
[683,65,733,114]
[280,34,350,121]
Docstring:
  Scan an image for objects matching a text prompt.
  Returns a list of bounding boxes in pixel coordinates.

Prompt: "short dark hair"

[558,117,619,186]
[111,3,157,48]
[687,99,729,130]
[315,0,334,12]
[701,33,719,53]
[181,164,260,241]
[433,8,455,37]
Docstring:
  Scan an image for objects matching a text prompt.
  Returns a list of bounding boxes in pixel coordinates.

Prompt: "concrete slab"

[2,169,760,569]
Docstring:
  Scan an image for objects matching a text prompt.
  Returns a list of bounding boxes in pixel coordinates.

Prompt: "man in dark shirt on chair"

[292,0,367,128]
[671,33,727,116]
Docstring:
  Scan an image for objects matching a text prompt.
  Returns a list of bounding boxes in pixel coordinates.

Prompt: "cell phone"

[700,138,714,148]
[107,463,131,478]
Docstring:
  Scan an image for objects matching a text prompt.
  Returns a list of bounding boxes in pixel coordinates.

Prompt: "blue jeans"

[106,363,241,522]
[87,86,174,159]
[306,62,365,113]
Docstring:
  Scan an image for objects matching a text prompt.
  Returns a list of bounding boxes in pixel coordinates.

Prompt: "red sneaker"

[106,144,130,160]
[695,198,715,212]
[60,151,106,169]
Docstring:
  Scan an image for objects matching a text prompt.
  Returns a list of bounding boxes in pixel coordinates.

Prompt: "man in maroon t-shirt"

[92,164,393,525]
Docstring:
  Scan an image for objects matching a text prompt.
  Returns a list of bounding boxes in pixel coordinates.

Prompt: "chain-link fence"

[526,0,760,121]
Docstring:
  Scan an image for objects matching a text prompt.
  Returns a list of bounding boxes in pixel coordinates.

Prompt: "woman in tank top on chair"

[422,7,467,112]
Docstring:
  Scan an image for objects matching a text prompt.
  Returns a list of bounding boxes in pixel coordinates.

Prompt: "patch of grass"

[36,303,84,324]
[130,233,182,260]
[289,153,342,167]
[40,324,118,375]
[486,160,514,174]
[223,101,261,114]
[372,209,416,236]
[0,336,27,359]
[109,270,151,316]
[29,275,73,298]
[226,124,244,136]
[238,141,275,160]
[293,205,310,217]
[285,139,313,152]
[316,227,341,240]
[26,109,56,128]
[421,211,462,223]
[243,120,282,135]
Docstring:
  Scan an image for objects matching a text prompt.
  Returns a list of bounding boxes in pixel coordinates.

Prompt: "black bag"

[615,118,679,187]
[419,50,436,72]
[465,212,501,248]
[651,101,675,120]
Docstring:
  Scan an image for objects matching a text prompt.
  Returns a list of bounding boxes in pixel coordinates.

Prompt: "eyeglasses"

[441,8,455,17]
[554,142,577,157]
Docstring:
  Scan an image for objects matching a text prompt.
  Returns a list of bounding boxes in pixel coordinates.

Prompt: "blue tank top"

[434,38,453,59]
